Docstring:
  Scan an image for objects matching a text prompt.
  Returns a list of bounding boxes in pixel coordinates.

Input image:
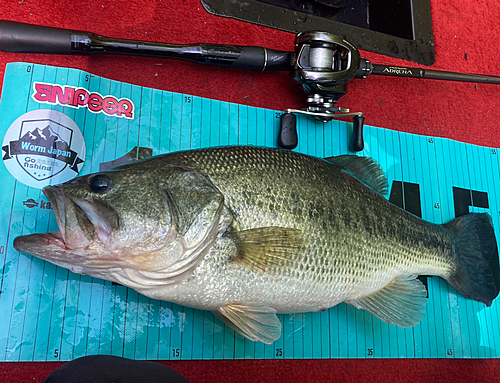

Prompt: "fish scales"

[139,147,453,304]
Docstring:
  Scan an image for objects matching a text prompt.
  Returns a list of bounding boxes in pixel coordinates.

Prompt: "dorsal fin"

[324,155,388,196]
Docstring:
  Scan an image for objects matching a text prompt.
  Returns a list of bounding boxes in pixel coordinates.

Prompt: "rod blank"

[370,64,500,85]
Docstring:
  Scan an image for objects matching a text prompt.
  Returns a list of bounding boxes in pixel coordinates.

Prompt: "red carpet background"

[1,0,500,381]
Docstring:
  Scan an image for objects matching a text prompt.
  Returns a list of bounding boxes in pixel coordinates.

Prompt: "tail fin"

[444,213,500,306]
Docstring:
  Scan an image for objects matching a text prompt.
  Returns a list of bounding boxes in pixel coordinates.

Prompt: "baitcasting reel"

[1,20,500,151]
[279,31,367,151]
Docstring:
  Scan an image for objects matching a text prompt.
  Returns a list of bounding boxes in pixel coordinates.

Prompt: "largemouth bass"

[14,146,500,344]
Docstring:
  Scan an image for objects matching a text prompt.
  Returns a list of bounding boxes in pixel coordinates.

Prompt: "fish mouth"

[44,185,97,250]
[14,185,96,255]
[13,230,68,257]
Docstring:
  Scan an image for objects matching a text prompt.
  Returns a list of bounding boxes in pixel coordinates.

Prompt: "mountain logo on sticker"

[2,110,86,189]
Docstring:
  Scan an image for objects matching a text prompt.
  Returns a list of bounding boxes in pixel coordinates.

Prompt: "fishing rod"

[1,20,500,151]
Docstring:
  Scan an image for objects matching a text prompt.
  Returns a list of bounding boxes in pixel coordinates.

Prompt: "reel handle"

[278,111,365,152]
[278,113,298,149]
[349,115,365,152]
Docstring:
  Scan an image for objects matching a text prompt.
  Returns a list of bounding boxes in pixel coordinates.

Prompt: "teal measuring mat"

[1,62,500,361]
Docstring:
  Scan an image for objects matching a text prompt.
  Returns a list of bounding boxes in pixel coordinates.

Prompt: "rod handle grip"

[0,20,73,54]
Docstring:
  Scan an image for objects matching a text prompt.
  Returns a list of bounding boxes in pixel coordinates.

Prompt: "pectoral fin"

[215,303,282,344]
[346,275,427,327]
[229,227,305,272]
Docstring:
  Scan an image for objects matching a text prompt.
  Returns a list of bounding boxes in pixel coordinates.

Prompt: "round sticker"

[2,109,86,189]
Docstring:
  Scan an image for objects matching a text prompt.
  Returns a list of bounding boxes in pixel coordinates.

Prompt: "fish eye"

[88,174,111,193]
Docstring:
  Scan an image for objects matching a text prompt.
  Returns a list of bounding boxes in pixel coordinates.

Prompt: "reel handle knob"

[278,112,298,149]
[349,115,365,152]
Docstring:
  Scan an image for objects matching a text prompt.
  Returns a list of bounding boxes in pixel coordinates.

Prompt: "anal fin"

[215,303,282,344]
[346,275,428,327]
